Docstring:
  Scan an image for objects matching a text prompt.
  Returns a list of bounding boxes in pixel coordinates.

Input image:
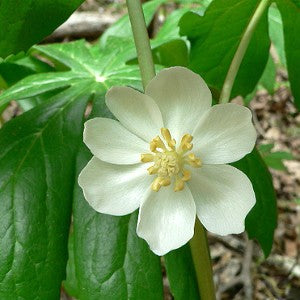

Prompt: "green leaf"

[179,0,270,98]
[259,145,294,171]
[154,8,190,42]
[64,98,164,299]
[268,4,286,66]
[258,143,275,153]
[263,156,286,171]
[276,0,300,110]
[63,233,81,299]
[153,39,188,67]
[151,8,190,67]
[0,37,149,297]
[164,245,200,300]
[0,83,90,298]
[0,56,52,87]
[259,55,276,94]
[0,39,142,112]
[258,143,294,171]
[232,148,277,257]
[99,0,166,46]
[0,0,84,58]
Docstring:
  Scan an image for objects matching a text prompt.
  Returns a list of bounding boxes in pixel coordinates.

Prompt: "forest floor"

[2,1,300,299]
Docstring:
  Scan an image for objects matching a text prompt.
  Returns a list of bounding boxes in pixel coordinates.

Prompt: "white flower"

[78,67,257,256]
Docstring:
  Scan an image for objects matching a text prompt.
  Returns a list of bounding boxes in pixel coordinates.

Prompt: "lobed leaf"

[0,84,90,298]
[179,0,270,98]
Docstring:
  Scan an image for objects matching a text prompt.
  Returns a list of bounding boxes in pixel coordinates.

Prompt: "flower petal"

[145,67,212,141]
[137,185,196,256]
[78,157,151,216]
[83,117,149,164]
[106,86,164,142]
[192,103,256,164]
[188,165,256,235]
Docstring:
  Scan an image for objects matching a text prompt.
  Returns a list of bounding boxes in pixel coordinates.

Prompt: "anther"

[147,166,158,175]
[174,177,184,192]
[186,153,202,167]
[161,128,176,149]
[179,134,193,152]
[182,170,191,181]
[153,136,167,151]
[141,153,154,163]
[151,176,171,191]
[150,141,158,152]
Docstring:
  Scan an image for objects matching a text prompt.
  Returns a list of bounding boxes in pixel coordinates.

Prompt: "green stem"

[219,0,270,104]
[126,0,156,89]
[190,219,216,300]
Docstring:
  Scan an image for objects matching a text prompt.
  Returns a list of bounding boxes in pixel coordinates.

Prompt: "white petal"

[145,67,212,141]
[188,165,256,235]
[78,157,151,216]
[137,185,196,256]
[106,86,164,142]
[83,117,149,164]
[192,103,257,164]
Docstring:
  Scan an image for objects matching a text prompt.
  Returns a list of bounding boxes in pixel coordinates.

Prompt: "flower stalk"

[190,219,216,300]
[126,1,217,299]
[126,0,156,89]
[219,0,270,104]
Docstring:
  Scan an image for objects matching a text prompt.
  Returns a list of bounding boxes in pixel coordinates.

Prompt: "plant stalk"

[219,0,270,104]
[190,219,216,300]
[126,0,156,89]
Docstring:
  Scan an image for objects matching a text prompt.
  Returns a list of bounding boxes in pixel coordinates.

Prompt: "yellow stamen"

[154,136,167,150]
[179,134,193,152]
[151,176,171,192]
[150,141,158,152]
[147,165,158,175]
[141,128,202,192]
[151,177,162,192]
[174,177,184,192]
[186,153,202,167]
[161,128,176,150]
[182,170,191,181]
[141,153,154,162]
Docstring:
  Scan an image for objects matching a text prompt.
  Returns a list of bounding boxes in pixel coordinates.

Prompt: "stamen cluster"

[141,128,202,192]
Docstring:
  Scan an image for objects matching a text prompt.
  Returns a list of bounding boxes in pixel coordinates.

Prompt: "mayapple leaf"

[0,39,142,113]
[268,4,286,66]
[276,0,300,110]
[232,148,277,257]
[0,54,54,87]
[0,0,84,58]
[164,245,200,300]
[179,0,270,98]
[64,97,164,299]
[99,0,166,46]
[259,55,276,95]
[0,84,90,298]
[0,37,150,297]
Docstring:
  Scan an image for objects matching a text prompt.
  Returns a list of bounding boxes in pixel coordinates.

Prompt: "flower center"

[141,128,202,192]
